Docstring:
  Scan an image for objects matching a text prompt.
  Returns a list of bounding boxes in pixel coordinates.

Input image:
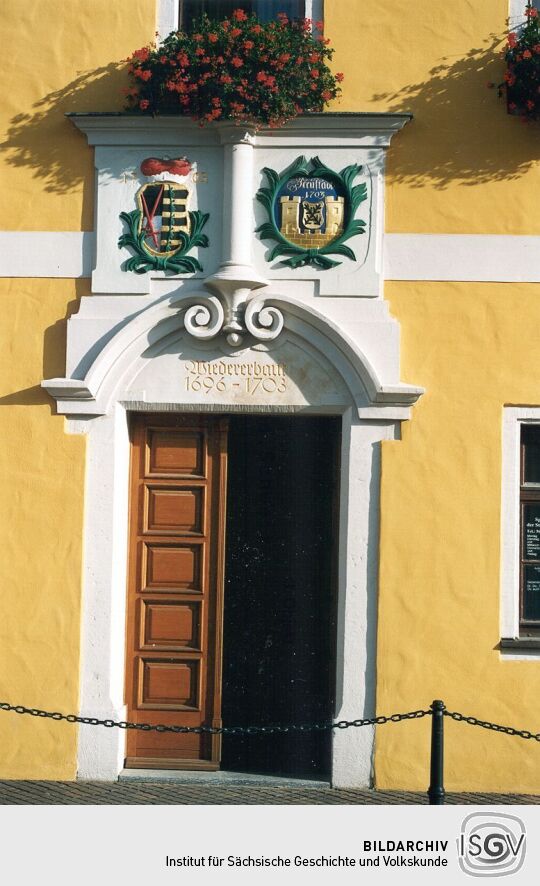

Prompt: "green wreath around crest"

[118,209,209,274]
[256,155,367,270]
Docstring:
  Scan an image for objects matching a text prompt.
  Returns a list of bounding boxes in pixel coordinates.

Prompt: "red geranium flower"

[132,47,150,62]
[123,6,343,127]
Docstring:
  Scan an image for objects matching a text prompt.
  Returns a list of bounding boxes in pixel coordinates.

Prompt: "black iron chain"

[4,700,540,742]
[445,709,540,742]
[0,701,430,736]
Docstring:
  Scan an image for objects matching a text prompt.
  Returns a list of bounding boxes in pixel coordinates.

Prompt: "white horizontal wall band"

[0,232,94,278]
[2,231,540,283]
[384,234,540,283]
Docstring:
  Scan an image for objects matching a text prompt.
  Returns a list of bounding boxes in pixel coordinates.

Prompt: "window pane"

[180,0,305,28]
[523,565,540,620]
[522,425,540,484]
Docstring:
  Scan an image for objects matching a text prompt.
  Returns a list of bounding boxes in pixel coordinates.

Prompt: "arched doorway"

[43,293,422,786]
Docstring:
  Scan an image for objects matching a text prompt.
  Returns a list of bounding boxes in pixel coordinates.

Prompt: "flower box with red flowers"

[501,3,540,119]
[123,8,343,128]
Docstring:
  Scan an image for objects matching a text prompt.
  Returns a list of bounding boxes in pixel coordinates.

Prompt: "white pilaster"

[74,408,130,780]
[332,413,398,787]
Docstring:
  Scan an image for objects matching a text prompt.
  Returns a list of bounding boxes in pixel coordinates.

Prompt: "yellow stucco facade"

[0,278,85,778]
[0,1,154,778]
[379,282,540,791]
[2,0,540,788]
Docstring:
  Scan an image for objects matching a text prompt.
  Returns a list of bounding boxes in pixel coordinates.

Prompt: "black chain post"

[427,699,446,805]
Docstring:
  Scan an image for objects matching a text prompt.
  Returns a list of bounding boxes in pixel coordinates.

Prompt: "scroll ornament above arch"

[42,290,423,420]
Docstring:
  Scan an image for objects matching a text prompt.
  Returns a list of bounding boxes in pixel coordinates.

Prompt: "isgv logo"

[458,813,526,877]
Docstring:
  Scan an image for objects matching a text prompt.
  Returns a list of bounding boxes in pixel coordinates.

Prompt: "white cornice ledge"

[67,112,413,148]
[41,377,97,413]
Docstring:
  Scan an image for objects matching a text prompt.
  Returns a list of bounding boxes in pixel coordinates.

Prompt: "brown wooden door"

[125,414,228,769]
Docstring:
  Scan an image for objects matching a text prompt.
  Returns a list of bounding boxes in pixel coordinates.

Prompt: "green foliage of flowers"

[501,2,540,119]
[123,8,343,127]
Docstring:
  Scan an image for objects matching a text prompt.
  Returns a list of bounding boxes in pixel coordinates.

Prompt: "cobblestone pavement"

[0,782,538,805]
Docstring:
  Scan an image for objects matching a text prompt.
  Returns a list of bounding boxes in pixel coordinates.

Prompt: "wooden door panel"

[142,542,204,591]
[134,732,205,759]
[146,487,205,534]
[148,430,205,476]
[139,659,200,709]
[125,415,227,769]
[140,600,201,650]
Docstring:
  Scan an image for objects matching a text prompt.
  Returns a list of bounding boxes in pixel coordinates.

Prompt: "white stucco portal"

[46,295,420,786]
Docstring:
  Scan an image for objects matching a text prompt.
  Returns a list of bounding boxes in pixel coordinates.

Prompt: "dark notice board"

[524,565,540,620]
[523,503,540,560]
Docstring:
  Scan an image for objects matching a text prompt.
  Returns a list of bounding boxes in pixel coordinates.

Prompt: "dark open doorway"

[221,414,340,778]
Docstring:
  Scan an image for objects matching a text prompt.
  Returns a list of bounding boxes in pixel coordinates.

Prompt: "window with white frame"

[501,409,540,650]
[509,0,540,29]
[518,425,540,629]
[180,1,305,28]
[157,0,323,40]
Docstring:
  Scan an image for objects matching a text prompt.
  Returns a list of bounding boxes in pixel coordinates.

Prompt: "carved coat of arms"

[256,156,367,270]
[118,158,209,274]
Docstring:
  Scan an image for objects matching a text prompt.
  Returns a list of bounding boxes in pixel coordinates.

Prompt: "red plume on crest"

[140,157,192,177]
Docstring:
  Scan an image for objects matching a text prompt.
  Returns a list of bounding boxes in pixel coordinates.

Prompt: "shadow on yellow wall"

[5,62,123,191]
[2,64,125,229]
[370,33,540,189]
[0,280,88,410]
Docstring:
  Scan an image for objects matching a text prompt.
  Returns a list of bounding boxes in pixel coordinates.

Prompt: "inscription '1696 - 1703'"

[185,360,287,396]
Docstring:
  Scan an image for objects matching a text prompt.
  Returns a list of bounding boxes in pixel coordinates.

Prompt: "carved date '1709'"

[185,360,288,396]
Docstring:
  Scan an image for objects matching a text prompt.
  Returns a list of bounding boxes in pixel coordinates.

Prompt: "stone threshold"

[118,769,330,788]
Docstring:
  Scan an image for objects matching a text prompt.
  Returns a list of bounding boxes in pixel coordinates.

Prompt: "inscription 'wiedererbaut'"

[186,361,287,378]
